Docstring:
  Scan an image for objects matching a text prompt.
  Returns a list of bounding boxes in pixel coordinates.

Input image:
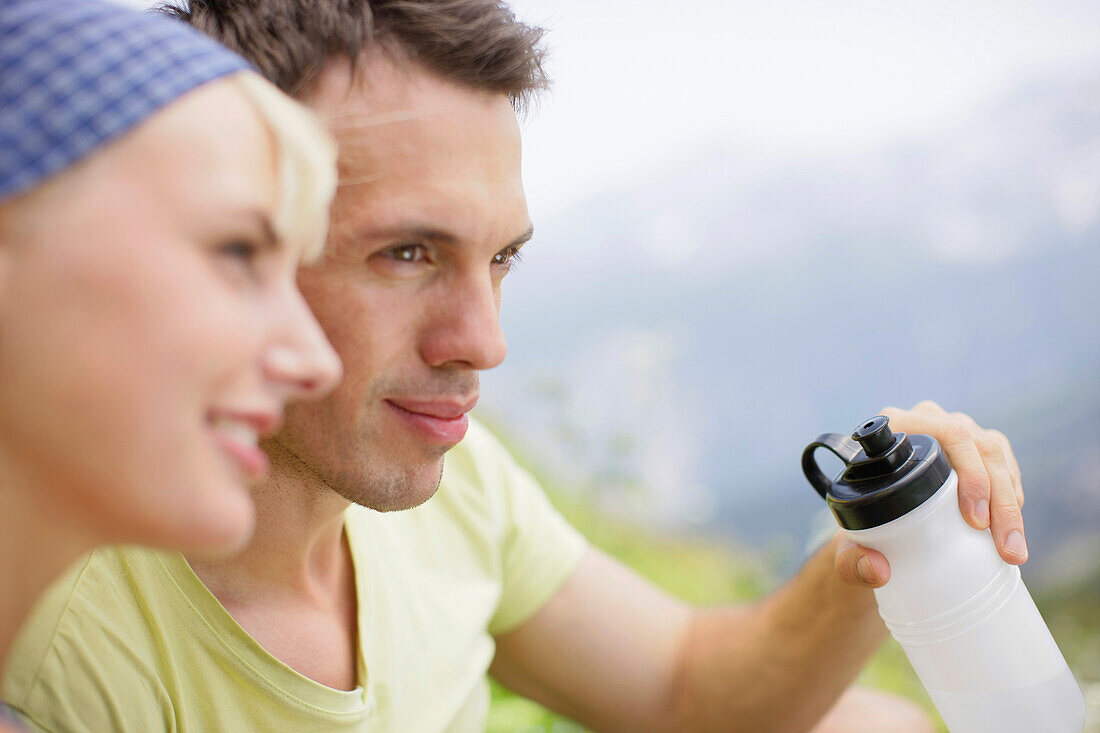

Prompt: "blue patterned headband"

[0,0,251,201]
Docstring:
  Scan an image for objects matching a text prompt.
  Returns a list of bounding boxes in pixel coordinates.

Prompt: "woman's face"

[0,79,341,554]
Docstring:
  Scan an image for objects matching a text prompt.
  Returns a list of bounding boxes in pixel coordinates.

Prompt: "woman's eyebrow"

[223,209,279,247]
[254,212,278,247]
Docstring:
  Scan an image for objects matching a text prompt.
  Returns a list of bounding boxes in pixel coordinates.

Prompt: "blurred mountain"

[481,71,1100,576]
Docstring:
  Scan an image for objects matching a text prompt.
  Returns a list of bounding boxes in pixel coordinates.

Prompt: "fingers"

[882,402,1028,565]
[835,535,891,588]
[881,406,990,529]
[978,434,1028,563]
[989,428,1024,508]
[912,399,947,415]
[949,411,996,529]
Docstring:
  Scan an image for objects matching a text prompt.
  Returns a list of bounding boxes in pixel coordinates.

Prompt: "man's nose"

[420,276,507,371]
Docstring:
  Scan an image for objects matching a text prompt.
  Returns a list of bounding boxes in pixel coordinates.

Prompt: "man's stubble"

[267,372,476,512]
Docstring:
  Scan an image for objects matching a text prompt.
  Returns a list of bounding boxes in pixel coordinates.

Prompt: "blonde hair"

[231,72,337,262]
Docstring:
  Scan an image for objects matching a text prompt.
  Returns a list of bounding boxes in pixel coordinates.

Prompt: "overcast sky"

[507,0,1100,217]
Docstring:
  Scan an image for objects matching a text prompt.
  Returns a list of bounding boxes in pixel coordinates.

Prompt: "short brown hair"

[155,0,549,109]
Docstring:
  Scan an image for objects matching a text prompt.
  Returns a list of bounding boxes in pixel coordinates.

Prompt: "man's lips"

[384,395,478,444]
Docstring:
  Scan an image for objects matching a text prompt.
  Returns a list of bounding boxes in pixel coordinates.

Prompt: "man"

[3,2,1029,731]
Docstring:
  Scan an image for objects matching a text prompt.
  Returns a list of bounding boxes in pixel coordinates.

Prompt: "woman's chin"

[195,483,257,557]
[138,477,257,558]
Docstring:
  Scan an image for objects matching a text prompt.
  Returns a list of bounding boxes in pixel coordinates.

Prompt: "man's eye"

[387,244,427,263]
[493,246,523,268]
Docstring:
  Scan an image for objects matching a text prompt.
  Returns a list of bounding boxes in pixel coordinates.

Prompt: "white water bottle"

[802,415,1085,733]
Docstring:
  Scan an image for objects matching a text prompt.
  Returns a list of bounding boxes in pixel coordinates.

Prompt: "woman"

[0,0,343,706]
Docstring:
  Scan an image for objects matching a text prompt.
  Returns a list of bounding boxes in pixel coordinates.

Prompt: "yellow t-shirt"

[3,419,586,732]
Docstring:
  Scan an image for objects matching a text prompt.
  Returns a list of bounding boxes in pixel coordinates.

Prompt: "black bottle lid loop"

[803,415,952,530]
[802,433,863,499]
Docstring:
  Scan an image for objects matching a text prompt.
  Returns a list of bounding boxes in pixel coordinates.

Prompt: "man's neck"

[187,439,353,606]
[184,439,361,691]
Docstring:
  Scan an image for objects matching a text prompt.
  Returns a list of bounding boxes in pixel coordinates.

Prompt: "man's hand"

[835,400,1026,588]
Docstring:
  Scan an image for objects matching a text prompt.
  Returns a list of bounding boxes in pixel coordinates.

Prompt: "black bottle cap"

[801,415,952,530]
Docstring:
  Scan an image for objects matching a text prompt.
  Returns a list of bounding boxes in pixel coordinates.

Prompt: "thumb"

[834,535,891,588]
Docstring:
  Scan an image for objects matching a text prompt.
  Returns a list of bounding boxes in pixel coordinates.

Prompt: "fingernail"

[975,500,990,528]
[1005,530,1028,559]
[856,556,875,584]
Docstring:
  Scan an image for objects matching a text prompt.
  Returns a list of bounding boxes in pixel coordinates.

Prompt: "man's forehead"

[304,48,410,115]
[316,74,522,190]
[326,171,531,246]
[305,49,528,243]
[306,48,516,135]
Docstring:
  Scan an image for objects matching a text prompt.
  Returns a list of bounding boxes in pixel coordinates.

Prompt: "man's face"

[271,51,531,511]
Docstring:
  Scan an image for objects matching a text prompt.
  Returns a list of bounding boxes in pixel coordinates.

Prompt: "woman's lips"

[212,431,271,480]
[384,398,475,444]
[208,413,279,481]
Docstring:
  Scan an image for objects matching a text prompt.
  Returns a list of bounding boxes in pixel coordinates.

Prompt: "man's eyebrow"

[510,225,535,248]
[351,223,455,243]
[353,223,535,248]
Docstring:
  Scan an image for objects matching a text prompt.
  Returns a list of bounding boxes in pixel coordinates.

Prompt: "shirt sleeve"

[3,554,172,733]
[486,435,588,636]
[12,658,170,733]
